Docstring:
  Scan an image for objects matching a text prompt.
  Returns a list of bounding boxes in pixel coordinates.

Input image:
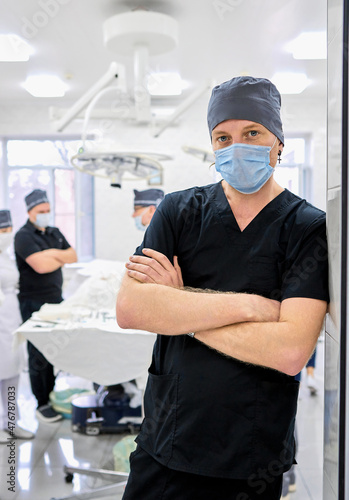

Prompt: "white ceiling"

[0,0,327,131]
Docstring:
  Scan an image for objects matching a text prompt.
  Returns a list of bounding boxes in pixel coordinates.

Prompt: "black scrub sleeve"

[134,194,179,261]
[14,230,42,261]
[280,216,329,302]
[49,228,72,250]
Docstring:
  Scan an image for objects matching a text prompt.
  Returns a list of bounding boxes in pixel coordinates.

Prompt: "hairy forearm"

[195,322,297,374]
[116,276,280,334]
[195,298,327,375]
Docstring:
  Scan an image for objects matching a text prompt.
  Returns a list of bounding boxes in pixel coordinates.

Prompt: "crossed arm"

[116,249,327,376]
[26,247,77,274]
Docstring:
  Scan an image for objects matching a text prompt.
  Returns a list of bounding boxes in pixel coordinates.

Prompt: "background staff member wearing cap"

[0,210,34,443]
[132,189,165,232]
[14,189,77,424]
[117,76,329,500]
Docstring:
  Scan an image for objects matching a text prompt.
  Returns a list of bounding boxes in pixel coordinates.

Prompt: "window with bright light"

[274,135,312,199]
[4,138,94,260]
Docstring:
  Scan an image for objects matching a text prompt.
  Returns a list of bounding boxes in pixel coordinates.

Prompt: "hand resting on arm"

[126,248,183,288]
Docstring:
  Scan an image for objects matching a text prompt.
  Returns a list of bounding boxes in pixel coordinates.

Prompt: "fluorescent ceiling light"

[0,34,33,62]
[286,31,326,60]
[271,72,310,94]
[23,75,68,97]
[147,72,185,96]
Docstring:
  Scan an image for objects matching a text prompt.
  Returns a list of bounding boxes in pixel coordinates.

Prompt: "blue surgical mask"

[214,139,276,194]
[35,213,51,228]
[134,215,146,231]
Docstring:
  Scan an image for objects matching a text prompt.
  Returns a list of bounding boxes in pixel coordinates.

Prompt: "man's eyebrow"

[241,123,263,131]
[212,124,264,136]
[212,129,228,136]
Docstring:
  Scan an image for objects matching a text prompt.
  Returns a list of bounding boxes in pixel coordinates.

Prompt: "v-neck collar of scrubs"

[214,181,294,240]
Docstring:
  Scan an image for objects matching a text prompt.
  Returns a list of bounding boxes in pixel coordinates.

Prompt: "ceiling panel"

[0,0,327,130]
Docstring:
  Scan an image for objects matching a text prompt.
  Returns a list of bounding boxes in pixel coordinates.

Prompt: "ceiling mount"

[50,8,211,136]
[103,10,178,56]
[103,10,178,122]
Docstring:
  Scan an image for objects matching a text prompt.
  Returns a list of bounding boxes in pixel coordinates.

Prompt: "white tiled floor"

[0,339,325,500]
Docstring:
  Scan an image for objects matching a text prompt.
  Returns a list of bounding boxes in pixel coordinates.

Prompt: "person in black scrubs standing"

[117,76,329,500]
[15,189,77,423]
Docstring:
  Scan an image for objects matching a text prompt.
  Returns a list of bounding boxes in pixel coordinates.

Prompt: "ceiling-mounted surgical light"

[23,75,68,97]
[271,72,310,95]
[286,31,327,60]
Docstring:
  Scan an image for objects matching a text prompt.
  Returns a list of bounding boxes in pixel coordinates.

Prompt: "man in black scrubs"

[15,189,77,423]
[117,77,329,500]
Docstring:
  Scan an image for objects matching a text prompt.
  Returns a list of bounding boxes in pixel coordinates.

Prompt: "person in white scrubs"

[0,210,34,443]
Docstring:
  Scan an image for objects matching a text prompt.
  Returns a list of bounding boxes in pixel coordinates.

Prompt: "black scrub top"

[15,220,71,302]
[134,182,329,479]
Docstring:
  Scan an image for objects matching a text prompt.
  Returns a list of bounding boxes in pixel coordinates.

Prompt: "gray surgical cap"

[207,76,284,144]
[25,189,49,211]
[134,189,165,208]
[0,210,12,228]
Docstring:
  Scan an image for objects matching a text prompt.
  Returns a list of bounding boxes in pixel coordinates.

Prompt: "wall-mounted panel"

[328,2,344,190]
[327,187,342,343]
[325,0,348,498]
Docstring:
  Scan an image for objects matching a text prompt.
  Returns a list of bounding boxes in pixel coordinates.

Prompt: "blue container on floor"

[71,390,142,435]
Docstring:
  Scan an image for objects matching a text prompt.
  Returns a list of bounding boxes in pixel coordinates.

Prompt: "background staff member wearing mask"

[132,189,165,232]
[0,209,34,443]
[117,76,329,500]
[14,189,77,424]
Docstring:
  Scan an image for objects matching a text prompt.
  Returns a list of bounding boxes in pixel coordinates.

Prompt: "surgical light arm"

[52,62,122,132]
